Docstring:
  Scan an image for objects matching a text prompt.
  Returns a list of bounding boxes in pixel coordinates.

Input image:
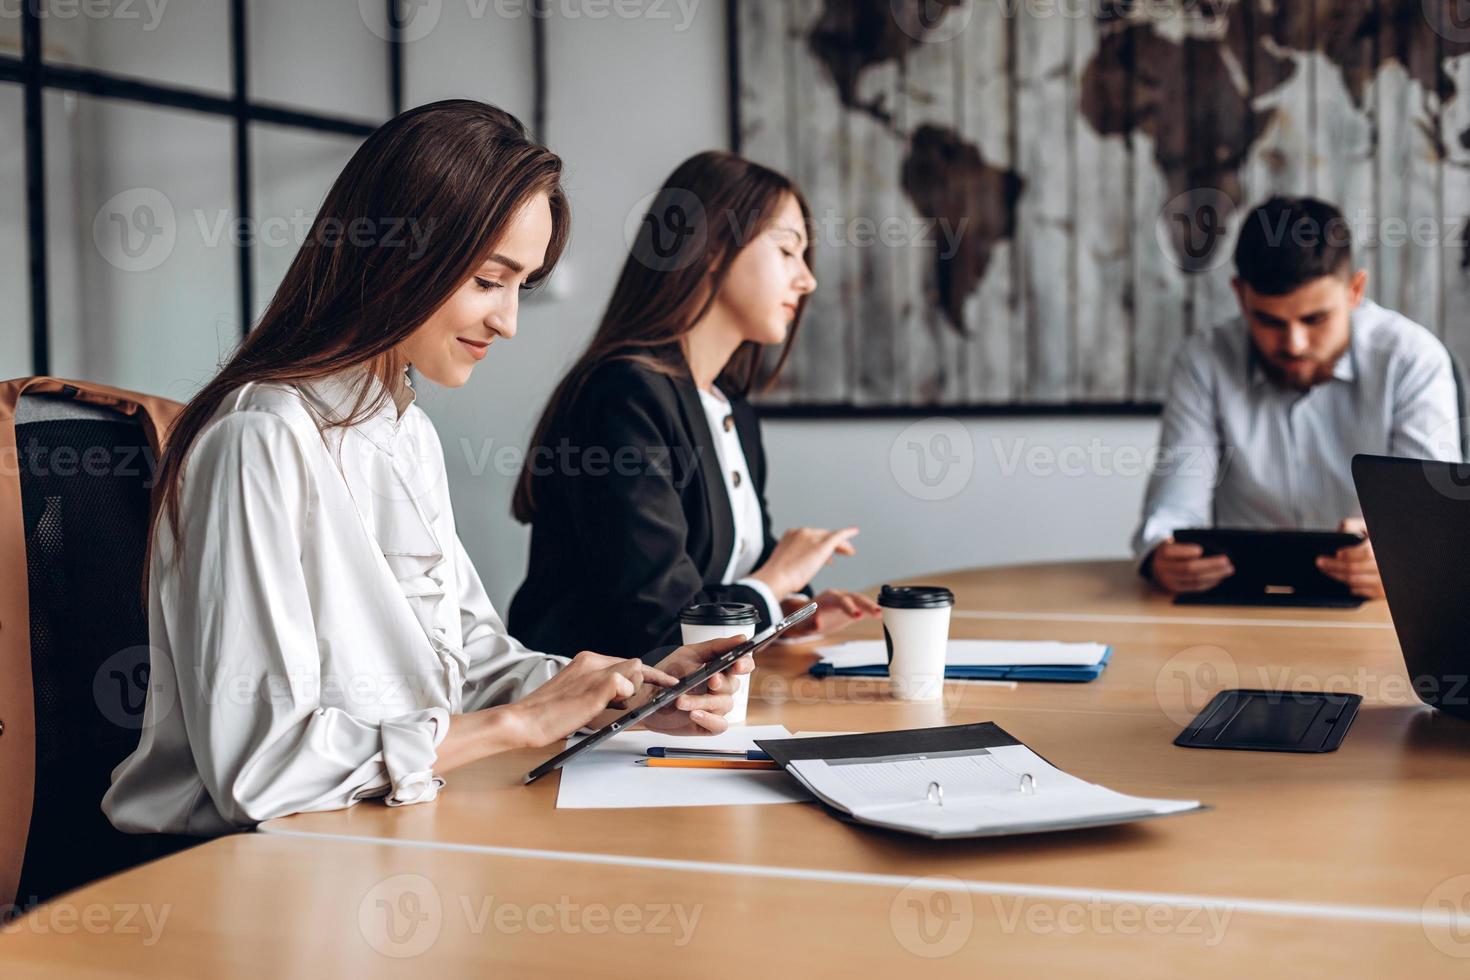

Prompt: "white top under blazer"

[104,368,567,836]
[695,384,781,625]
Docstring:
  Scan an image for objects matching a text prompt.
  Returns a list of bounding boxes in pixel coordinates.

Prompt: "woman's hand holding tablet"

[499,653,682,749]
[524,601,817,783]
[636,638,757,736]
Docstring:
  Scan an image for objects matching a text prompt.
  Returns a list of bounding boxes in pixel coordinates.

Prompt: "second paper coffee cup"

[877,585,955,701]
[678,602,759,724]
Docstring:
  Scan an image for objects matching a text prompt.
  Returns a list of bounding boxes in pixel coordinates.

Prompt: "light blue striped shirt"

[1132,300,1462,562]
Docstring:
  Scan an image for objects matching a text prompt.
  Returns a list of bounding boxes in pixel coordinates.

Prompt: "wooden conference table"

[7,561,1470,976]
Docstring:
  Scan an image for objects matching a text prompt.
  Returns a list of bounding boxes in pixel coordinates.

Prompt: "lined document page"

[786,745,1198,837]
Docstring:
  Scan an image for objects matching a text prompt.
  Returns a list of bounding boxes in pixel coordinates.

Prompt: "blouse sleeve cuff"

[381,707,450,807]
[737,576,784,627]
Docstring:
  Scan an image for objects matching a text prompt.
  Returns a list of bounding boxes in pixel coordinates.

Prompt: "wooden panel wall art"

[734,0,1470,411]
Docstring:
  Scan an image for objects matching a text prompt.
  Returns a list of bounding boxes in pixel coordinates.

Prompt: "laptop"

[1352,454,1470,721]
[1171,528,1367,608]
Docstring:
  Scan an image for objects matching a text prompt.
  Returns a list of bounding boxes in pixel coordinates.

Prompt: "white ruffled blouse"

[103,369,567,836]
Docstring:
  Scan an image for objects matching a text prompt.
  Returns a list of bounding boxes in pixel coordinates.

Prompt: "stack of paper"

[810,639,1112,682]
[555,725,812,810]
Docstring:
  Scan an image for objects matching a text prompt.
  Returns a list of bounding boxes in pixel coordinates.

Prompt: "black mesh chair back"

[10,389,193,906]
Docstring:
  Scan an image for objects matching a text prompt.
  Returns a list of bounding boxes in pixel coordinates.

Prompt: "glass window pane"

[0,12,18,61]
[0,84,32,380]
[248,0,390,121]
[42,0,232,96]
[45,92,238,401]
[401,2,533,112]
[250,124,363,322]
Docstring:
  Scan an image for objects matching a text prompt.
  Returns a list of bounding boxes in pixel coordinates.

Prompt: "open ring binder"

[753,723,1205,840]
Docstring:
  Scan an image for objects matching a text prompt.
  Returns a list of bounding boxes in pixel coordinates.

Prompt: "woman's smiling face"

[399,192,554,388]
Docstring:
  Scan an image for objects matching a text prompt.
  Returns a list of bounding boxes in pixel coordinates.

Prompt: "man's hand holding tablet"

[1149,537,1237,593]
[1314,517,1385,599]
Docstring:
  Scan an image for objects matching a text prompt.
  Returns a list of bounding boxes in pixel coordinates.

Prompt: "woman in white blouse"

[507,151,881,661]
[103,101,750,837]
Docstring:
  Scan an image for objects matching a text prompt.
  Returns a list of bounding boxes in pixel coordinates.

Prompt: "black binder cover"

[756,722,1020,767]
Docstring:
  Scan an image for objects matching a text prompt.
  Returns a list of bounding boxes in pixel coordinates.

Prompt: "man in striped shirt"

[1133,196,1462,599]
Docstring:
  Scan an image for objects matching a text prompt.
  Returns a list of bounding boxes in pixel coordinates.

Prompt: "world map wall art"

[734,0,1470,412]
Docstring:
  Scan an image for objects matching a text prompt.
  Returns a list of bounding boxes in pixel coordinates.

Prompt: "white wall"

[2,2,1161,605]
[404,0,1161,607]
[406,0,739,607]
[763,416,1159,591]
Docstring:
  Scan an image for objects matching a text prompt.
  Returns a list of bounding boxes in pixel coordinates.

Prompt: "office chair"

[0,378,195,912]
[1448,348,1470,463]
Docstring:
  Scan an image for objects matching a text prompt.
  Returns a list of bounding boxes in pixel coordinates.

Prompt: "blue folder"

[807,646,1112,683]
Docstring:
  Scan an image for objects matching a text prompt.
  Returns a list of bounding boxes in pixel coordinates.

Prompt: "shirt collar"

[297,365,415,430]
[696,383,730,407]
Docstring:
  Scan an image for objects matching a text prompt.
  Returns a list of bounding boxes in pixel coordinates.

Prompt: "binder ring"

[1019,773,1036,795]
[926,780,944,807]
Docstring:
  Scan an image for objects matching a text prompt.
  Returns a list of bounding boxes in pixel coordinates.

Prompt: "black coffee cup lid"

[877,585,955,609]
[679,602,760,625]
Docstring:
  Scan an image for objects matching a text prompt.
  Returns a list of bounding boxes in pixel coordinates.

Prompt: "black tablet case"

[1174,689,1361,753]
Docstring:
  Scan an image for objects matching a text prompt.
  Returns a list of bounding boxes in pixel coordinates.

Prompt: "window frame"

[1,0,404,376]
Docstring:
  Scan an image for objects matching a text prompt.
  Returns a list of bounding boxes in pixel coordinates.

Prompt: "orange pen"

[633,758,781,771]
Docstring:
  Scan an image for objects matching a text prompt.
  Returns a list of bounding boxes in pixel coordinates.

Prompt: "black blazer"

[509,358,790,660]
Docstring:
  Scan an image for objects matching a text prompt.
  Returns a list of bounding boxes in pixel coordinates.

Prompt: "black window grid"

[1,0,405,378]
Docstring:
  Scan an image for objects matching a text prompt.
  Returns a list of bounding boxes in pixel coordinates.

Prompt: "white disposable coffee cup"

[877,585,955,702]
[678,602,759,725]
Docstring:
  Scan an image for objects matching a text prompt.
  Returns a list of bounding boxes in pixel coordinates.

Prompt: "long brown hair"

[511,150,811,523]
[149,99,569,580]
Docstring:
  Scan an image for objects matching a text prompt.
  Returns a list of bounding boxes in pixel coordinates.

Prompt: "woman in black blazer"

[509,151,879,660]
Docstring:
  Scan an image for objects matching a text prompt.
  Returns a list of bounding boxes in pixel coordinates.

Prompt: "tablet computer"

[524,601,817,784]
[1171,527,1366,608]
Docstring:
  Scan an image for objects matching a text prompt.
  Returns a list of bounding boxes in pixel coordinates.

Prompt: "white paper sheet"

[554,725,812,809]
[815,639,1110,670]
[784,744,1198,837]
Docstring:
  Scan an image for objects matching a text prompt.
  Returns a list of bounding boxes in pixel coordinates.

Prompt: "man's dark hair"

[1233,196,1354,296]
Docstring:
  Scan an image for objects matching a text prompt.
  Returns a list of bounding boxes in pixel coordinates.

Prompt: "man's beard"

[1254,338,1349,392]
